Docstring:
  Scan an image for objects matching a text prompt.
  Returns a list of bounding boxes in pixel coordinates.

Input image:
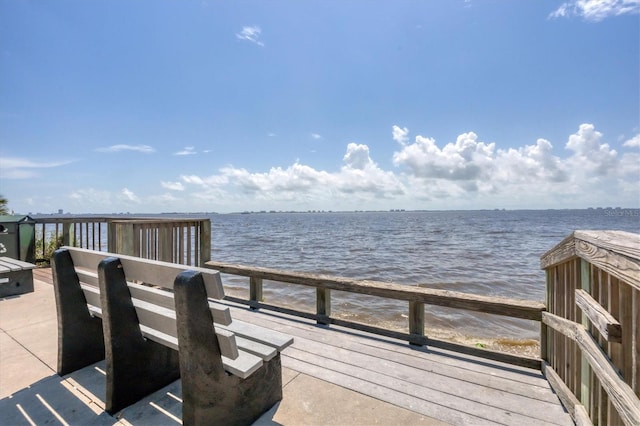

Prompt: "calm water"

[209,209,639,343]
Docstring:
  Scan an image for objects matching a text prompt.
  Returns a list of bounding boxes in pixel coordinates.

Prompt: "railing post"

[250,277,263,310]
[409,301,425,345]
[580,259,591,413]
[62,221,74,247]
[541,269,550,362]
[159,224,173,263]
[199,219,211,266]
[316,288,331,325]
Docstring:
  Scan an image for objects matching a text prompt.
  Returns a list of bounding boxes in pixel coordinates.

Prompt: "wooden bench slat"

[80,284,102,310]
[221,320,294,351]
[77,269,232,326]
[66,247,225,299]
[0,257,36,270]
[139,325,261,378]
[234,336,277,361]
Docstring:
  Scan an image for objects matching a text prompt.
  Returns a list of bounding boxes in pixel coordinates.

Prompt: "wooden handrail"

[542,312,640,425]
[541,230,640,425]
[204,260,544,369]
[541,230,640,290]
[206,261,545,320]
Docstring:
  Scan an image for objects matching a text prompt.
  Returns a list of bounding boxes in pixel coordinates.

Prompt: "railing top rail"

[33,216,208,224]
[205,261,545,320]
[540,230,640,289]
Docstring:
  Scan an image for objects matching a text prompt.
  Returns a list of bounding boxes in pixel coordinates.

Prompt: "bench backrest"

[62,247,241,360]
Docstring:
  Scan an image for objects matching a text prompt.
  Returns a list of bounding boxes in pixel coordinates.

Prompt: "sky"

[1,0,639,214]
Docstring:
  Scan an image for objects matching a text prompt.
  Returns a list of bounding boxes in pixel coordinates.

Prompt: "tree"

[0,195,8,215]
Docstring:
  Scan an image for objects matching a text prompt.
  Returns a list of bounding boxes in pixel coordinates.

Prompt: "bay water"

[209,209,639,352]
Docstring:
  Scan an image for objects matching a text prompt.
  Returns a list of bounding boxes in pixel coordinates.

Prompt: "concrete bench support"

[52,250,104,375]
[99,257,181,415]
[174,270,283,425]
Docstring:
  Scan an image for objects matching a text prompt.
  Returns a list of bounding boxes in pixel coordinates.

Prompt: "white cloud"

[121,188,140,203]
[236,26,265,47]
[391,123,636,206]
[392,125,409,145]
[393,131,495,181]
[311,133,322,140]
[95,144,155,153]
[174,146,197,156]
[565,123,617,176]
[161,181,185,191]
[549,0,640,21]
[0,156,74,179]
[623,134,640,148]
[48,123,638,213]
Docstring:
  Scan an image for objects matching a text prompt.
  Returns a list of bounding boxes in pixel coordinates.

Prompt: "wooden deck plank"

[229,304,554,391]
[225,306,573,425]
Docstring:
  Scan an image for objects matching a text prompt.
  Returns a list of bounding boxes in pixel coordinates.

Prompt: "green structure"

[0,215,36,263]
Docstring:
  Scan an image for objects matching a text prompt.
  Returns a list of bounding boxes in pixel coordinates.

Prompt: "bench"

[0,257,36,297]
[51,247,293,425]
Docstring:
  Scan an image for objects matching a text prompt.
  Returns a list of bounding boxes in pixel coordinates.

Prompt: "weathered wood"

[68,246,225,299]
[575,289,622,343]
[575,238,640,291]
[316,288,331,325]
[206,261,545,320]
[541,232,577,269]
[542,361,586,422]
[408,301,425,345]
[250,276,263,304]
[542,312,640,425]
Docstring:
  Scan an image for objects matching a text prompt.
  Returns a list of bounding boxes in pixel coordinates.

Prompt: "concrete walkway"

[1,276,443,425]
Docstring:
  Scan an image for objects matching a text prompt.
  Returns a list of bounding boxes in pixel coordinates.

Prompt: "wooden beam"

[540,232,577,269]
[542,361,590,423]
[408,301,425,346]
[316,288,331,325]
[542,312,640,426]
[575,289,622,343]
[206,261,545,320]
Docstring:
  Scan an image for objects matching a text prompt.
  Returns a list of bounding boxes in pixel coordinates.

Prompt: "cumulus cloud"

[391,123,636,206]
[549,0,640,21]
[393,131,495,181]
[58,123,637,213]
[311,133,322,140]
[0,156,74,179]
[174,146,197,156]
[95,144,155,153]
[236,26,264,47]
[623,134,640,148]
[392,125,410,145]
[161,181,185,191]
[565,123,617,176]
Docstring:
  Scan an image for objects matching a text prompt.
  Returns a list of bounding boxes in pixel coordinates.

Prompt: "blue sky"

[1,0,639,214]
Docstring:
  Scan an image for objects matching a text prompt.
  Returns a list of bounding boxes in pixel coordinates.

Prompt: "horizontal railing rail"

[205,261,545,369]
[541,230,640,426]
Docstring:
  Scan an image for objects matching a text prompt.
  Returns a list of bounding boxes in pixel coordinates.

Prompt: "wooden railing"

[33,216,211,266]
[540,230,640,426]
[205,261,545,369]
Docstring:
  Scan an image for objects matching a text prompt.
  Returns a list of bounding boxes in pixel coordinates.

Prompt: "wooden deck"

[4,268,573,425]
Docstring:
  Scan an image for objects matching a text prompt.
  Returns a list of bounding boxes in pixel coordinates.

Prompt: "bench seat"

[0,256,35,297]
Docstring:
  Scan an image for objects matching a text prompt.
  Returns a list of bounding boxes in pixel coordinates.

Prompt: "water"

[209,209,639,348]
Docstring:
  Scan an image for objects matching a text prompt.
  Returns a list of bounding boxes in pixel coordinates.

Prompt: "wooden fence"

[34,216,211,266]
[540,230,640,425]
[205,260,545,369]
